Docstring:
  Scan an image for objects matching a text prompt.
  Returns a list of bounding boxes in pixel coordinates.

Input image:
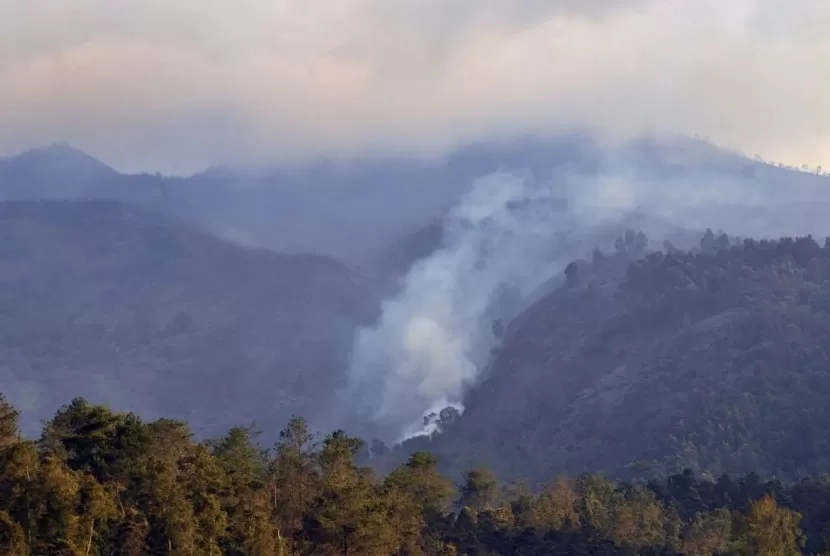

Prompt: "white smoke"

[346,171,622,441]
[398,401,466,442]
[345,143,830,442]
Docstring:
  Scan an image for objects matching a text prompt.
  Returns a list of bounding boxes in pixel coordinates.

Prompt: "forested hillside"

[1,393,827,555]
[8,143,830,554]
[393,232,830,484]
[0,200,377,438]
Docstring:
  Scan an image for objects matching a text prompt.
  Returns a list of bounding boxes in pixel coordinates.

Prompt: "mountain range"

[4,134,830,483]
[7,134,828,274]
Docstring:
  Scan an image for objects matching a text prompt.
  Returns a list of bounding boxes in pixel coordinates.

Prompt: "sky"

[1,0,829,174]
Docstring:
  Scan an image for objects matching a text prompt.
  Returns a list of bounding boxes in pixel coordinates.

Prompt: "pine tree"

[741,494,805,556]
[268,416,318,555]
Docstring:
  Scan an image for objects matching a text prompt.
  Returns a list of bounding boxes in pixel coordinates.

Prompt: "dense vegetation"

[394,232,830,484]
[5,393,830,555]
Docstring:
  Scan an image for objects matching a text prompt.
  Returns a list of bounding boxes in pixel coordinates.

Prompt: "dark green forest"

[0,394,828,555]
[391,231,830,484]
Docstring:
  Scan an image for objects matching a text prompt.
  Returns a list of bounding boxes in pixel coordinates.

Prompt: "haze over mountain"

[0,199,377,438]
[3,133,829,270]
[5,2,830,516]
[346,154,830,443]
[3,133,830,456]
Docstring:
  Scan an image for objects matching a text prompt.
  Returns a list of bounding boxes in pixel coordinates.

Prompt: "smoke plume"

[346,170,626,441]
[346,138,830,442]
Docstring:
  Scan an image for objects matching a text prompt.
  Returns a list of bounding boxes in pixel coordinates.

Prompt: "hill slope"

[392,232,830,482]
[0,199,378,437]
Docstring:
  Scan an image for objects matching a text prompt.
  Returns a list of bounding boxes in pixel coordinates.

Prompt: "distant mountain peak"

[3,143,117,178]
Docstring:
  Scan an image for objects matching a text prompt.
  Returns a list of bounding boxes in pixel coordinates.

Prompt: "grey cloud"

[0,0,829,173]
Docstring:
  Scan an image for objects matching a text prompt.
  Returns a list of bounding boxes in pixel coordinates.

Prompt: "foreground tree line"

[1,396,828,554]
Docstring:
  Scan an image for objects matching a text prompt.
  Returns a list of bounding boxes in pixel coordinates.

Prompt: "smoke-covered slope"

[0,199,378,437]
[386,233,830,482]
[347,160,830,437]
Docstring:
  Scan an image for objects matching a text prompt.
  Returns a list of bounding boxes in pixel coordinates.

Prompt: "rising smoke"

[346,169,637,442]
[346,139,830,443]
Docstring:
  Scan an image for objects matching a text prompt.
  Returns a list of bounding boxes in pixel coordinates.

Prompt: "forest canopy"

[0,393,826,555]
[389,231,830,486]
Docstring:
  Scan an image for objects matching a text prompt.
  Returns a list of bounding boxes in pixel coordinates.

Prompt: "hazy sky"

[1,0,829,174]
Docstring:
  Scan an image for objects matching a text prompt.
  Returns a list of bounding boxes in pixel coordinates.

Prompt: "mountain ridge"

[5,133,830,273]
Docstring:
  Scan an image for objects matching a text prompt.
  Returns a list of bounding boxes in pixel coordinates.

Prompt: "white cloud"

[1,0,829,173]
